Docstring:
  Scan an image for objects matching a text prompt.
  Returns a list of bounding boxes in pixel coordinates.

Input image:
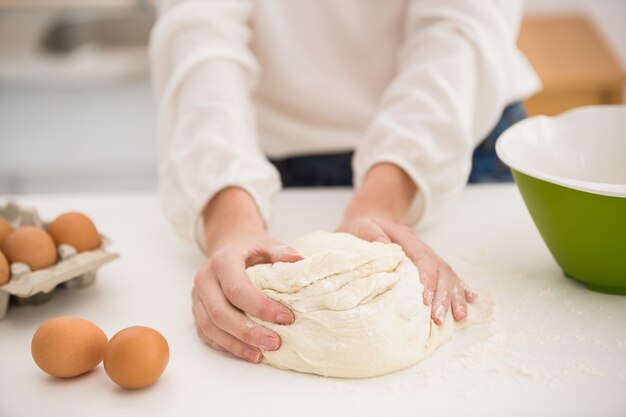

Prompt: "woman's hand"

[338,216,476,324]
[193,235,302,362]
[340,163,476,325]
[192,188,301,362]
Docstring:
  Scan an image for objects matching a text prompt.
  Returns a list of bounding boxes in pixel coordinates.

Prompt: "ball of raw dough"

[245,231,490,378]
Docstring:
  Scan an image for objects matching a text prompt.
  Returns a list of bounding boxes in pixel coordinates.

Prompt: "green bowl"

[496,106,626,295]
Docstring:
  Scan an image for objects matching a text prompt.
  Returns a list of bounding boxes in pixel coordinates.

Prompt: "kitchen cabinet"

[519,16,625,116]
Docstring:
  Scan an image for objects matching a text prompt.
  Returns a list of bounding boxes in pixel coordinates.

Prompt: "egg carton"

[0,201,119,320]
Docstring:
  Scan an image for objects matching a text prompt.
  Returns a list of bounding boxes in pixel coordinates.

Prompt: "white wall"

[0,81,157,194]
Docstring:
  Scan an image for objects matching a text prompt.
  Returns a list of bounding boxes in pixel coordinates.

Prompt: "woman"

[150,0,539,363]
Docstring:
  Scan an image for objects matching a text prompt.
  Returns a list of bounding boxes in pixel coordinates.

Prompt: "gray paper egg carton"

[0,201,119,319]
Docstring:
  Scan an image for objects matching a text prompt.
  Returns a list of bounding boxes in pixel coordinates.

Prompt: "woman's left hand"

[338,215,476,324]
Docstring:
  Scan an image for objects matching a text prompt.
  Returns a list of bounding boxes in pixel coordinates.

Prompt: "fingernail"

[434,304,446,323]
[276,312,293,325]
[283,249,303,261]
[245,348,262,363]
[260,336,279,351]
[462,282,477,300]
[375,236,391,244]
[455,304,467,321]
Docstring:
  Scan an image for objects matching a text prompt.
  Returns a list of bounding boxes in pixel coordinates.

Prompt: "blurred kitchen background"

[0,0,624,195]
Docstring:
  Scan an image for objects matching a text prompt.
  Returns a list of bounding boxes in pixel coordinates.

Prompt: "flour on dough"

[245,231,491,378]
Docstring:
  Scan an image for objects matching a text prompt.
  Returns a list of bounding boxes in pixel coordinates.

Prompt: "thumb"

[269,245,304,263]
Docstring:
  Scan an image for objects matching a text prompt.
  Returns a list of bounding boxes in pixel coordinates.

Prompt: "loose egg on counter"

[0,217,12,246]
[47,212,101,252]
[31,317,108,378]
[104,326,169,389]
[2,226,57,271]
[0,251,9,285]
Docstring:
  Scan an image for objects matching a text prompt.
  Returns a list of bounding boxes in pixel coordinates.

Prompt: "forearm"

[202,187,266,255]
[344,163,417,224]
[152,1,280,247]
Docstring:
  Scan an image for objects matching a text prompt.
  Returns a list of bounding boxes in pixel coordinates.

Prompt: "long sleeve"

[353,0,540,226]
[150,0,280,249]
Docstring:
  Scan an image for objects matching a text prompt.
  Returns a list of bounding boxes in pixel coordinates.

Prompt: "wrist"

[345,163,417,223]
[202,187,266,254]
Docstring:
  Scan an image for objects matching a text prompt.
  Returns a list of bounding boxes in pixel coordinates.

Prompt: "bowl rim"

[495,105,626,198]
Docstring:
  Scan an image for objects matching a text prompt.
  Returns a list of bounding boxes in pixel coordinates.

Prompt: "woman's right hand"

[192,235,302,362]
[192,188,302,363]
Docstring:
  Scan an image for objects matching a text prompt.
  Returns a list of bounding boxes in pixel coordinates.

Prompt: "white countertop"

[1,184,625,417]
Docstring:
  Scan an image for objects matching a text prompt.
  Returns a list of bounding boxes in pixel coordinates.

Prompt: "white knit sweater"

[150,0,540,247]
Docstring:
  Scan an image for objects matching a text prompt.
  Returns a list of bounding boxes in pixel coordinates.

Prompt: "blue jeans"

[270,102,526,186]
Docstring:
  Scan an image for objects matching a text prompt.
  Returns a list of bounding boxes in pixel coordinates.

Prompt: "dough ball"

[245,231,490,378]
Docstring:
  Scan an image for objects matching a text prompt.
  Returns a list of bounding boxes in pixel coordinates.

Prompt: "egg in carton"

[0,201,119,320]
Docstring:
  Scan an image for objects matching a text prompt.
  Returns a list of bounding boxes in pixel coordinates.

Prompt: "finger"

[382,225,436,305]
[247,243,303,266]
[192,290,262,363]
[352,219,391,243]
[206,338,227,352]
[194,325,225,352]
[377,222,439,306]
[201,319,263,363]
[191,288,225,351]
[431,270,452,325]
[210,254,294,325]
[462,280,478,303]
[201,275,282,351]
[451,284,468,321]
[268,245,304,263]
[416,255,437,306]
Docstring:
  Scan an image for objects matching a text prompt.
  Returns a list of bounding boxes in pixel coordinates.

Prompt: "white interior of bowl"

[496,105,626,197]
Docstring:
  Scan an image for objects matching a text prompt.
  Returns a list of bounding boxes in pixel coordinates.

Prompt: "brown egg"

[0,251,9,286]
[31,317,108,378]
[2,226,57,270]
[0,217,12,246]
[47,212,101,252]
[104,326,169,389]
